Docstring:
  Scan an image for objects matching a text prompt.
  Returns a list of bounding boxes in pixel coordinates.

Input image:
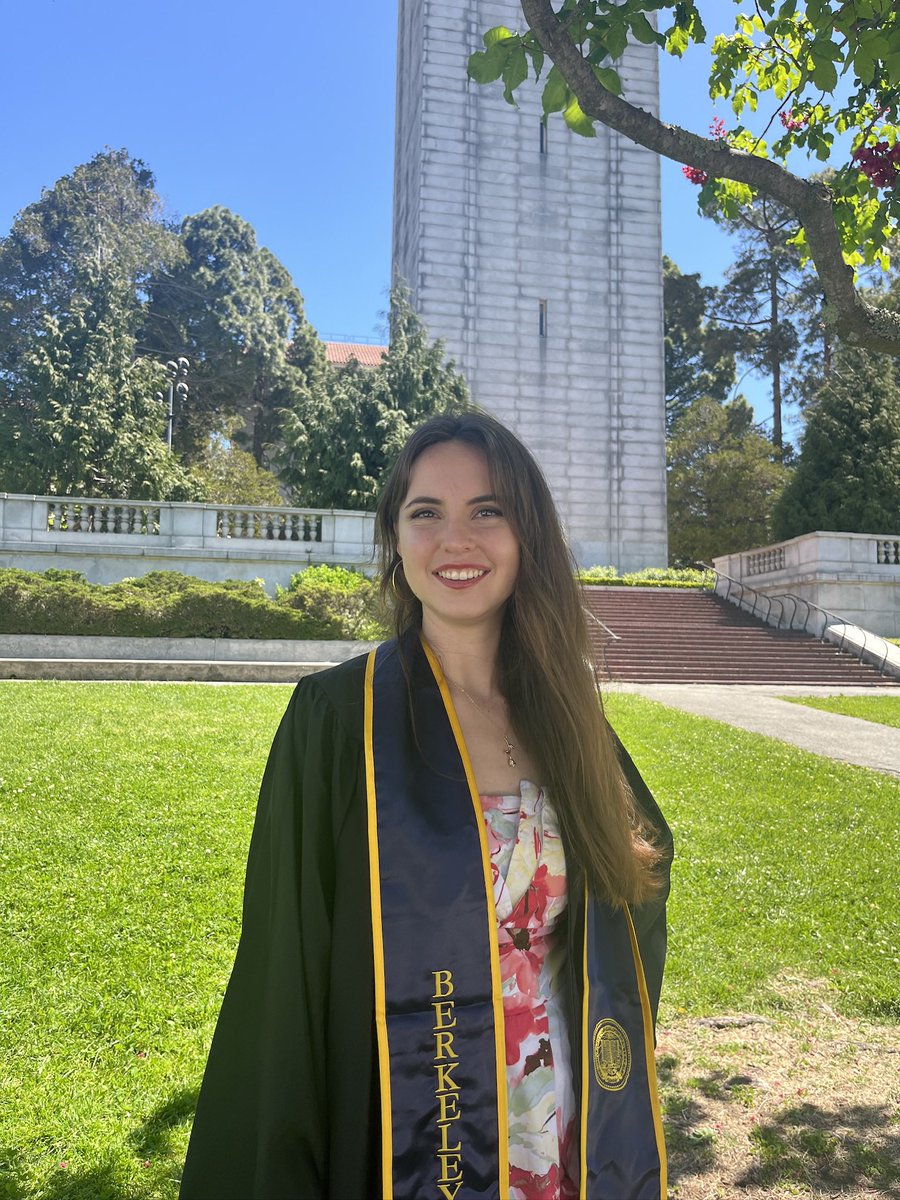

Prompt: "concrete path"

[612,683,900,778]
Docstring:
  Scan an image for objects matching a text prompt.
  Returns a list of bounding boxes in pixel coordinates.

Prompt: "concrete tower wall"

[393,0,667,569]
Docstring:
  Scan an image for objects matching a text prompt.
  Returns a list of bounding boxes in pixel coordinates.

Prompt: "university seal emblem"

[592,1018,632,1092]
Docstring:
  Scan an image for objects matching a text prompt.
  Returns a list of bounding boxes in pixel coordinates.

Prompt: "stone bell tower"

[392,1,668,569]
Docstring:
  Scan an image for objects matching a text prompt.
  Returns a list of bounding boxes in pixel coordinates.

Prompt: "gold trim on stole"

[421,636,511,1200]
[624,907,668,1200]
[579,890,590,1200]
[363,649,394,1200]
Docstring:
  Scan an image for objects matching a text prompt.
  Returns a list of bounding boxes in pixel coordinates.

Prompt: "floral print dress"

[480,780,579,1200]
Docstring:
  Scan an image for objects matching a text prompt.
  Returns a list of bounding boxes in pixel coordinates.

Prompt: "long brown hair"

[375,411,662,906]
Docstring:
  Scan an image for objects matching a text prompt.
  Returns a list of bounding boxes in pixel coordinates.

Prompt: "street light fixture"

[156,356,190,450]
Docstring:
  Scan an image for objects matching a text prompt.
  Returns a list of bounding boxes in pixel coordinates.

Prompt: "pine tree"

[276,291,468,509]
[772,348,900,538]
[0,150,196,498]
[143,206,324,465]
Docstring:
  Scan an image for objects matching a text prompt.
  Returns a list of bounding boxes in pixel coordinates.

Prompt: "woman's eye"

[410,508,437,520]
[476,507,503,518]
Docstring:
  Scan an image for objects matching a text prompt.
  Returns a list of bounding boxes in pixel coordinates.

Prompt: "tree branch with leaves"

[467,0,900,354]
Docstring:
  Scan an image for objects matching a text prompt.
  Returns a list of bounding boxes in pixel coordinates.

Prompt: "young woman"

[179,411,672,1200]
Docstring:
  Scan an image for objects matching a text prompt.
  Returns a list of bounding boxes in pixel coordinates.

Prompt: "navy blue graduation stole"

[364,636,667,1199]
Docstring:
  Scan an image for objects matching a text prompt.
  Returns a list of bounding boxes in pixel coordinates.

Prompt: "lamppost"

[157,357,189,450]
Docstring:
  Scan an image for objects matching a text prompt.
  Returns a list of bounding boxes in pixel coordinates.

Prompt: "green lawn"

[1,682,898,1199]
[779,692,900,729]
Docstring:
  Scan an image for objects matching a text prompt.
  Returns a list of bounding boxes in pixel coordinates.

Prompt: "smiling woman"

[180,411,673,1200]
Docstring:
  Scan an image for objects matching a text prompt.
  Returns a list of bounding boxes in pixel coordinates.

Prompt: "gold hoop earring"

[390,560,403,598]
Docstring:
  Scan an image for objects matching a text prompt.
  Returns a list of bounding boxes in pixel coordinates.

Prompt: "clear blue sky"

[3,0,815,433]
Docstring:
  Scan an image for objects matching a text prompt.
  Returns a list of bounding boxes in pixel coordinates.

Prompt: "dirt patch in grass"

[657,975,899,1199]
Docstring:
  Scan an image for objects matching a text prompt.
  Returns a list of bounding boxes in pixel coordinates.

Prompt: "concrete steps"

[584,587,897,685]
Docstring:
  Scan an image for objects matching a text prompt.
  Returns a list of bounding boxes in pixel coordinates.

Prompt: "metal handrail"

[698,563,786,630]
[700,563,893,676]
[779,592,892,674]
[582,606,620,687]
[583,607,621,642]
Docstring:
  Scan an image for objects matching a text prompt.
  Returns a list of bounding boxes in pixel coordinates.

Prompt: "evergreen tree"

[143,206,324,465]
[0,150,196,498]
[0,149,181,390]
[667,396,789,564]
[663,257,741,429]
[0,279,198,498]
[277,291,468,510]
[772,348,900,538]
[716,195,808,451]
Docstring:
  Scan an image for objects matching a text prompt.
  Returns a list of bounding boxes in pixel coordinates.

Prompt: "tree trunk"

[770,257,783,452]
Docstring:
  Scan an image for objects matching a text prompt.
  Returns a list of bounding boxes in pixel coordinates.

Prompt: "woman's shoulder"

[292,646,379,743]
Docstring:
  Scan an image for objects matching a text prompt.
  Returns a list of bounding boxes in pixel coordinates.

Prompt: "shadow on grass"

[25,1159,124,1200]
[8,1089,199,1200]
[129,1085,197,1160]
[739,1101,900,1194]
[657,1053,719,1182]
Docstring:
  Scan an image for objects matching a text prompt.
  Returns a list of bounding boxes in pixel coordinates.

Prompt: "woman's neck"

[421,616,503,700]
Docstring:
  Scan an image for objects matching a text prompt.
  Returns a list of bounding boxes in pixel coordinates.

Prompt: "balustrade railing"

[745,546,785,576]
[0,493,374,562]
[215,507,323,543]
[877,539,900,565]
[47,500,162,536]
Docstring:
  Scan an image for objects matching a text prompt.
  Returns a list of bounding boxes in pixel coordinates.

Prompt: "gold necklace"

[446,678,517,768]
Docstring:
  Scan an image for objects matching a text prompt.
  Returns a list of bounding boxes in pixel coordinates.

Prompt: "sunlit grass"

[779,693,900,729]
[0,682,897,1199]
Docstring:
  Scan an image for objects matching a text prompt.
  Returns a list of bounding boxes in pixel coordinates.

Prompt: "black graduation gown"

[179,651,672,1200]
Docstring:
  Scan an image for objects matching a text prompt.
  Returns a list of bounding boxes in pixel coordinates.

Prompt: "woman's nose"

[441,517,474,550]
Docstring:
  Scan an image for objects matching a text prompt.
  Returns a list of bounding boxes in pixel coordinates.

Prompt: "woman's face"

[395,440,520,640]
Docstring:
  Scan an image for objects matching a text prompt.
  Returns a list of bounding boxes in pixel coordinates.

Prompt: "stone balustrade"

[714,530,900,638]
[0,493,376,593]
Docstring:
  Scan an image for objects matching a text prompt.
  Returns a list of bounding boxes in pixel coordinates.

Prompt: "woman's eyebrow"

[403,495,442,508]
[403,493,497,509]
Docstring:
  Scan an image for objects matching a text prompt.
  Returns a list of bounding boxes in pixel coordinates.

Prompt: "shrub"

[276,565,388,640]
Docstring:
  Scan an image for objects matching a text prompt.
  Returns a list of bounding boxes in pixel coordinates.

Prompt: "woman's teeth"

[437,569,486,581]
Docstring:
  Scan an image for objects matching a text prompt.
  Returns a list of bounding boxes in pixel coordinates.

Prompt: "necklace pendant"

[505,739,517,769]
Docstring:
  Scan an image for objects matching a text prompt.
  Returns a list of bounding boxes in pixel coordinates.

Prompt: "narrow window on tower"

[538,299,549,338]
[539,120,548,155]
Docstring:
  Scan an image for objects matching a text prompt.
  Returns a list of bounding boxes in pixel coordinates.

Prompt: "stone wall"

[393,0,667,569]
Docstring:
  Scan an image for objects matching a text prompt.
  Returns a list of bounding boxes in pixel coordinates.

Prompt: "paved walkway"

[611,683,900,778]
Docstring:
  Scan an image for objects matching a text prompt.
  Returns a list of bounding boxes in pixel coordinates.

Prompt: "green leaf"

[593,65,623,95]
[810,56,838,93]
[605,20,629,59]
[530,42,545,79]
[563,98,597,137]
[502,46,529,105]
[630,12,660,45]
[483,25,514,48]
[667,25,690,56]
[467,45,506,85]
[541,65,569,115]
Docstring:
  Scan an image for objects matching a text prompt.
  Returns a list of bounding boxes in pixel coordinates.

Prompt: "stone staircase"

[584,586,897,685]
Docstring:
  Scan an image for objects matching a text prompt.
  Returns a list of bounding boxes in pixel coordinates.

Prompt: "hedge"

[0,567,390,641]
[577,566,714,589]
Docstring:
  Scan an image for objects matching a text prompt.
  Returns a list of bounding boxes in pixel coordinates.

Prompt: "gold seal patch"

[592,1018,631,1092]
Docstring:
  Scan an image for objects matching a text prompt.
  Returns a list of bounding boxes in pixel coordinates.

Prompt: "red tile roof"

[325,342,388,368]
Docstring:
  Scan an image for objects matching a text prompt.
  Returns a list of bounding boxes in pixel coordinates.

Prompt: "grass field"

[1,682,897,1200]
[780,692,900,729]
